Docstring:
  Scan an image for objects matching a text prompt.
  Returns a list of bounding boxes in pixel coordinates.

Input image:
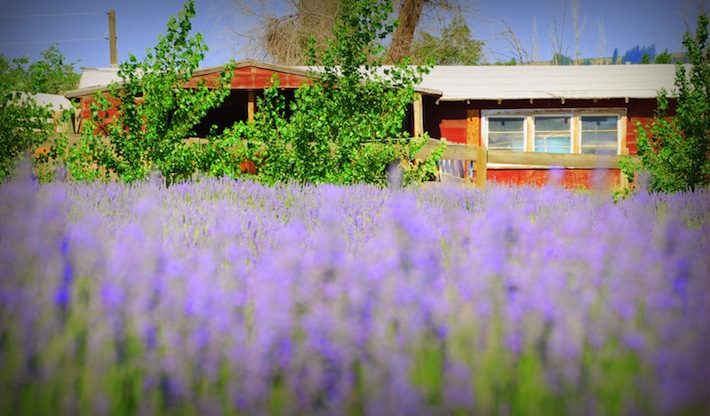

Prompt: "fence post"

[476,146,487,188]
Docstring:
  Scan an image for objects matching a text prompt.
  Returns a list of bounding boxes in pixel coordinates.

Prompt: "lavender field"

[1,172,708,415]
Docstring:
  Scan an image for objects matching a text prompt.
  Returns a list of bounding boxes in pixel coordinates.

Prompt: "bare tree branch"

[571,0,587,64]
[597,18,606,63]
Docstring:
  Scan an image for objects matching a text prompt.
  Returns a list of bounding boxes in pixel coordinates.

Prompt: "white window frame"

[579,113,623,155]
[483,113,527,151]
[532,114,574,154]
[482,108,626,155]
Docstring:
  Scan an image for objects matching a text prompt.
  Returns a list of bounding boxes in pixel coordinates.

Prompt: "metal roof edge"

[66,59,443,99]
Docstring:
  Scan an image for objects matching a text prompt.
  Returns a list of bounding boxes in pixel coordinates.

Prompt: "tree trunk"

[387,0,426,63]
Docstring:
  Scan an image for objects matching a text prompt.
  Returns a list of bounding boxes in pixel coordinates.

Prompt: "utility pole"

[108,9,117,67]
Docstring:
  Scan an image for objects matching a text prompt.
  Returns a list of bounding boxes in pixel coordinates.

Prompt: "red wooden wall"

[186,66,311,90]
[422,97,671,188]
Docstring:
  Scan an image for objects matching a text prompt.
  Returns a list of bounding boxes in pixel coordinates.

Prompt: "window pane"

[534,116,570,153]
[488,117,524,151]
[582,115,617,131]
[581,116,618,154]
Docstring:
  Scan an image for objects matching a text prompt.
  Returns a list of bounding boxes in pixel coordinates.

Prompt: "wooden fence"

[415,138,635,188]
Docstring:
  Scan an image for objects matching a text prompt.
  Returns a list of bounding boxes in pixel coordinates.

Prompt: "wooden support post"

[108,10,118,67]
[476,145,487,189]
[413,93,423,137]
[466,109,480,182]
[247,90,255,122]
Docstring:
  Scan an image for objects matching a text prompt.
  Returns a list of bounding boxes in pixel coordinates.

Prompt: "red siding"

[487,169,622,189]
[626,98,673,155]
[423,98,670,189]
[439,119,467,144]
[187,67,311,90]
[74,65,314,130]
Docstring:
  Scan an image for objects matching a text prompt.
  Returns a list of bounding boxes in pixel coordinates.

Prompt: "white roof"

[15,92,72,110]
[74,62,681,102]
[78,67,121,89]
[417,64,680,101]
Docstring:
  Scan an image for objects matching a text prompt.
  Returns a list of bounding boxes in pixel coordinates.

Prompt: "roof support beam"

[413,93,423,137]
[247,90,255,122]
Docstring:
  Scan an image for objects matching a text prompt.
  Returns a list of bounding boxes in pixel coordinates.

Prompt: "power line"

[0,12,102,18]
[0,37,105,45]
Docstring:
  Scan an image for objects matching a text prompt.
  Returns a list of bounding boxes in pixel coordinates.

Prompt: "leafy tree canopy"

[213,0,442,186]
[410,17,484,65]
[67,0,234,184]
[654,48,673,64]
[0,45,78,182]
[0,45,79,94]
[621,14,710,193]
[621,44,656,64]
[551,53,574,65]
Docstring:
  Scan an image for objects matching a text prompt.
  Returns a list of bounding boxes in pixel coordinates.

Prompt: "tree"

[611,47,618,64]
[25,45,80,94]
[0,45,78,182]
[551,53,574,65]
[259,0,340,65]
[620,14,710,192]
[654,48,673,64]
[0,55,57,181]
[387,0,426,63]
[621,45,656,64]
[498,0,589,65]
[67,0,234,184]
[226,0,468,65]
[216,0,440,186]
[410,16,484,65]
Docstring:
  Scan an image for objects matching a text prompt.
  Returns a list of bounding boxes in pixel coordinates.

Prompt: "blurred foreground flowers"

[1,172,708,415]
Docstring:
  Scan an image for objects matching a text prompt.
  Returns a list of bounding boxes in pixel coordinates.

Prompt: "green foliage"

[0,56,58,182]
[622,44,656,64]
[410,17,484,65]
[0,45,79,95]
[25,45,80,94]
[494,58,518,66]
[69,0,234,185]
[654,48,672,64]
[621,14,710,193]
[551,53,573,65]
[215,0,440,186]
[0,44,78,182]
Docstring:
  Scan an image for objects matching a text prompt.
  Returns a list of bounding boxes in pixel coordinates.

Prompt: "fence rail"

[415,138,636,187]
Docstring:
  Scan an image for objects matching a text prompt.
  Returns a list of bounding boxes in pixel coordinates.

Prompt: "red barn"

[66,61,680,189]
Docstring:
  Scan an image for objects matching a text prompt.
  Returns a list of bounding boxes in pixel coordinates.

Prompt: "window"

[581,115,618,154]
[534,116,571,153]
[483,109,624,155]
[487,117,525,151]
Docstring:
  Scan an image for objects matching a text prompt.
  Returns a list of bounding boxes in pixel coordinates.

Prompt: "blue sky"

[0,0,706,69]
